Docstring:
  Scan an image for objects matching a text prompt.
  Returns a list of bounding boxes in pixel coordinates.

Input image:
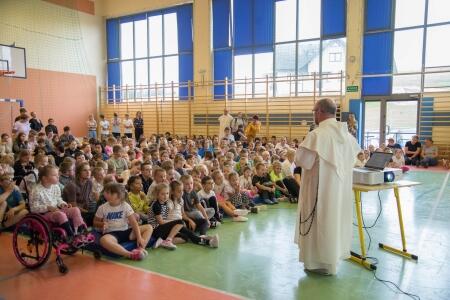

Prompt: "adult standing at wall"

[86,114,97,140]
[134,111,144,141]
[111,113,121,138]
[218,109,234,141]
[29,112,44,132]
[244,115,261,142]
[230,112,247,134]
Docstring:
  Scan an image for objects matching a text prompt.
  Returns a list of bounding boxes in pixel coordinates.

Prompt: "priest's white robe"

[218,114,234,140]
[294,118,360,274]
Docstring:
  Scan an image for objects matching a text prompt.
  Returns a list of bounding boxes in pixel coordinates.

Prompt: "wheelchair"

[11,172,100,274]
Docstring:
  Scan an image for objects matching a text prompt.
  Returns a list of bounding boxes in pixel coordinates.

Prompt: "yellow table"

[350,180,420,270]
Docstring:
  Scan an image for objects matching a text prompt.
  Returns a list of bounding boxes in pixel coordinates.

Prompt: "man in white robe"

[218,109,234,141]
[294,98,360,275]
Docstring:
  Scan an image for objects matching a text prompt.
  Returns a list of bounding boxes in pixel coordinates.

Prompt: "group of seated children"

[0,123,302,262]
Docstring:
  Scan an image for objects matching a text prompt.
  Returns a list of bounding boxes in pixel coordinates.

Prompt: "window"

[424,24,450,91]
[363,0,450,95]
[392,29,423,93]
[427,0,450,24]
[106,5,193,101]
[298,0,321,40]
[134,20,147,58]
[322,38,346,93]
[329,53,342,63]
[275,0,296,43]
[120,22,133,60]
[212,0,346,99]
[394,0,425,28]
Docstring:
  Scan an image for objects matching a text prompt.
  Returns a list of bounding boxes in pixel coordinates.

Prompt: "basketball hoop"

[0,70,15,76]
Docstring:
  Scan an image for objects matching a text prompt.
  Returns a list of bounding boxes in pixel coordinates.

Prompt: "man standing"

[294,98,360,275]
[218,108,233,141]
[230,112,247,134]
[29,112,44,132]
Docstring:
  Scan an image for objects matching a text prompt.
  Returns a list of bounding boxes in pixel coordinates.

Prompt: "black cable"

[365,256,421,300]
[356,192,420,300]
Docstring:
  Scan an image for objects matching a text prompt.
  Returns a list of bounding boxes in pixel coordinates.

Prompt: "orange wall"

[0,68,97,137]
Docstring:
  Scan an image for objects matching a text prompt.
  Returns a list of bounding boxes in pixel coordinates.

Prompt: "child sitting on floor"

[211,170,248,222]
[228,172,256,213]
[147,183,184,250]
[94,182,152,260]
[127,175,149,224]
[167,180,218,248]
[252,163,278,205]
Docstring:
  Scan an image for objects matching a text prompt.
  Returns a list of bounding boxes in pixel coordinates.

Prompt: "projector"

[353,168,403,185]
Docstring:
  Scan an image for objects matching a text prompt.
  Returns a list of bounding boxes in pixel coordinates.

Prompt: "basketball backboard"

[0,44,26,78]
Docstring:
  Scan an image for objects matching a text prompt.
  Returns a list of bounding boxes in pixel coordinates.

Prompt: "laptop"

[359,152,393,171]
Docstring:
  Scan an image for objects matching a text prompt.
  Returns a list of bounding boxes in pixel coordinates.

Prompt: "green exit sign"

[346,85,359,92]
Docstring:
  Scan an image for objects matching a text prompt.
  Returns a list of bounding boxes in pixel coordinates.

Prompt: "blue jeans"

[88,130,97,139]
[421,157,438,166]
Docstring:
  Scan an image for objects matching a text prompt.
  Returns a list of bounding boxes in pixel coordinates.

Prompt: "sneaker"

[232,216,248,222]
[263,198,274,205]
[271,198,279,204]
[153,237,163,249]
[211,220,221,228]
[415,160,420,167]
[250,207,259,214]
[129,249,147,261]
[208,234,219,248]
[234,209,249,216]
[160,239,177,250]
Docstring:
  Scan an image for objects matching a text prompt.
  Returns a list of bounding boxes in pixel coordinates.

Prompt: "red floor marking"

[0,234,243,300]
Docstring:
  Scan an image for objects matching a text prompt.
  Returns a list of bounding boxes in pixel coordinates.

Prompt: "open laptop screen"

[364,152,393,170]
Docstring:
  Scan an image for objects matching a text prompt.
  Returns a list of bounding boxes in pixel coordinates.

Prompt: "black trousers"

[135,128,143,141]
[176,226,202,244]
[153,219,183,240]
[282,178,300,198]
[203,196,221,221]
[124,133,132,139]
[112,132,121,138]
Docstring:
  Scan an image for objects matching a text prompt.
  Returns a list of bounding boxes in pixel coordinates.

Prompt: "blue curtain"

[362,32,393,95]
[214,49,233,99]
[365,0,393,31]
[253,0,274,46]
[234,0,253,48]
[322,0,346,37]
[107,62,121,102]
[179,54,193,100]
[106,19,120,60]
[213,0,231,49]
[177,5,193,53]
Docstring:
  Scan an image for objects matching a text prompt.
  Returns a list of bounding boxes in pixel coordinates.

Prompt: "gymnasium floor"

[0,170,449,300]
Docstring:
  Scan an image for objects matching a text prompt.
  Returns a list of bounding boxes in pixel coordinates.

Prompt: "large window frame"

[106,5,193,102]
[212,0,347,99]
[363,0,450,96]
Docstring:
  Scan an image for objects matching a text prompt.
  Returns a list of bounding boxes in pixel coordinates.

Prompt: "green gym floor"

[1,170,449,300]
[121,170,450,300]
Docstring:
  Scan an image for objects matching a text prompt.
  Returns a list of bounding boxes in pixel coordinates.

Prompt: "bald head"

[313,98,337,125]
[315,98,336,115]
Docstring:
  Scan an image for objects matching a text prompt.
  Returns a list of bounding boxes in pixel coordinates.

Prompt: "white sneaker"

[232,216,248,222]
[208,234,219,248]
[153,237,163,249]
[234,209,249,216]
[160,239,177,250]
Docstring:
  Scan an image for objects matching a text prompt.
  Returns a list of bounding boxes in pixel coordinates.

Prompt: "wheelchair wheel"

[12,214,52,269]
